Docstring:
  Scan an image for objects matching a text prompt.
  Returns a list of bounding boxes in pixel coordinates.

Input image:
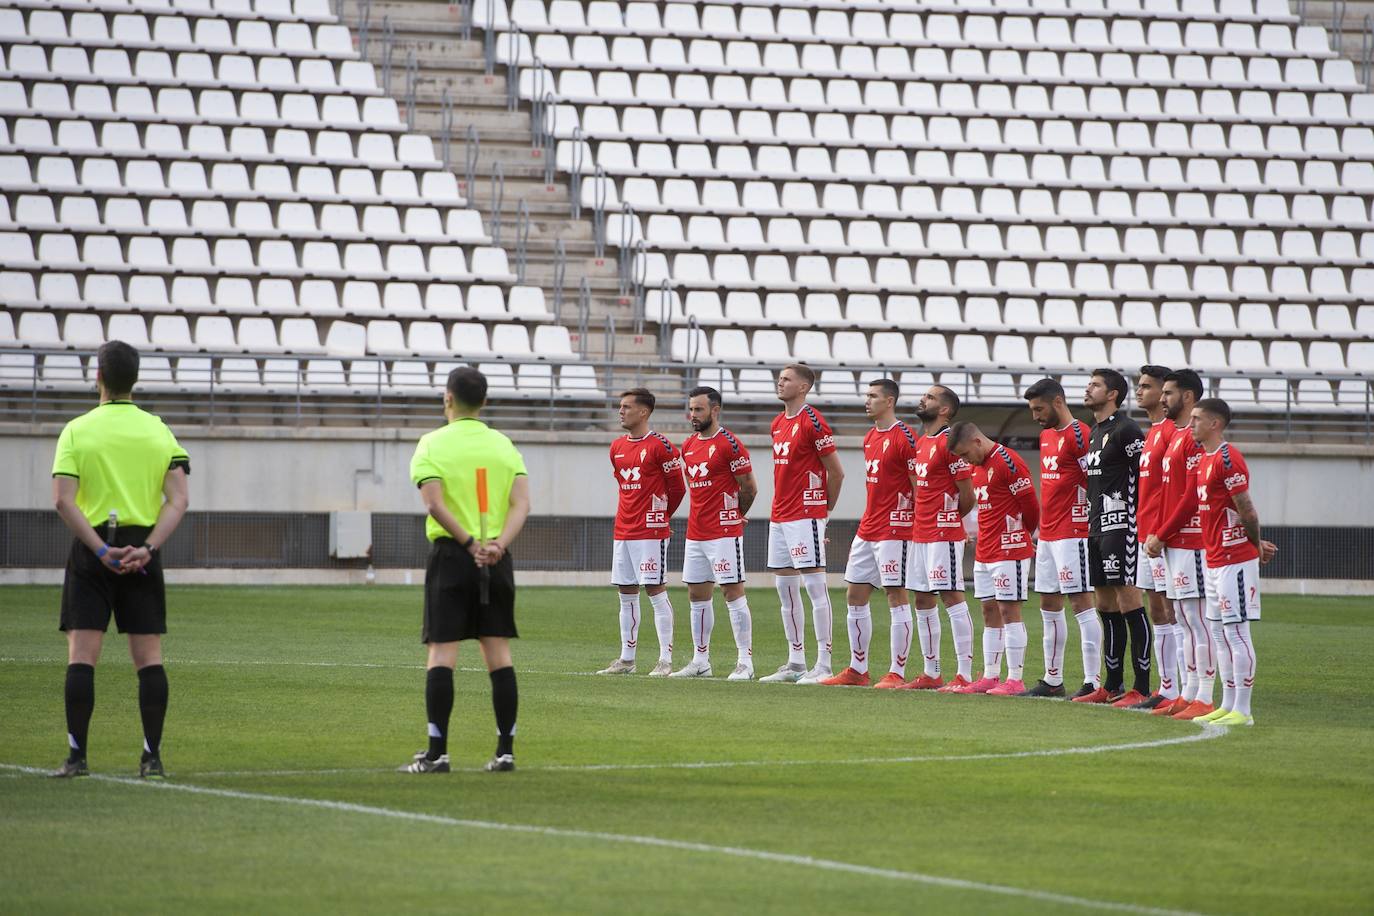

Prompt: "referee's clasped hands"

[95,544,153,575]
[468,540,506,567]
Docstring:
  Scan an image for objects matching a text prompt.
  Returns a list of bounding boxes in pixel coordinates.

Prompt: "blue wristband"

[97,545,109,559]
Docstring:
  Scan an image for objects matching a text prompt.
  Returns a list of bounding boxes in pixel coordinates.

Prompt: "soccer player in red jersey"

[1123,365,1178,709]
[947,423,1040,695]
[759,365,845,684]
[1022,378,1102,699]
[907,386,976,691]
[1189,399,1277,727]
[597,388,685,677]
[673,386,759,681]
[1145,370,1218,720]
[822,379,920,688]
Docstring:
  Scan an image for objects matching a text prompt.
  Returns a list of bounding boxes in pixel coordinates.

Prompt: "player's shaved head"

[948,421,980,449]
[97,340,139,397]
[1194,397,1233,428]
[948,420,991,464]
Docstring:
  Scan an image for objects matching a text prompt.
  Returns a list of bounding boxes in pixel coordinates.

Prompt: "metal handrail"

[515,200,530,284]
[632,239,648,336]
[357,0,372,55]
[459,0,472,41]
[440,88,454,168]
[404,49,418,131]
[505,26,522,112]
[604,314,617,362]
[616,202,635,298]
[380,15,393,95]
[552,238,566,322]
[591,164,607,260]
[463,124,479,201]
[657,278,673,357]
[490,160,505,247]
[541,90,557,186]
[482,0,495,74]
[569,127,585,220]
[1363,15,1373,90]
[577,277,591,358]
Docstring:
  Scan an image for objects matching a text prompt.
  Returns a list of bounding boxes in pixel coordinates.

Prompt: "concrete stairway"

[336,0,663,366]
[1301,0,1374,79]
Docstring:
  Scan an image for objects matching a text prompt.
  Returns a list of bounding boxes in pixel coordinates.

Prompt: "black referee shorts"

[1088,532,1136,588]
[60,525,167,635]
[423,538,518,644]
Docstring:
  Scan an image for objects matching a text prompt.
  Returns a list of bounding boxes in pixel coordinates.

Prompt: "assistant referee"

[400,367,531,774]
[50,340,190,779]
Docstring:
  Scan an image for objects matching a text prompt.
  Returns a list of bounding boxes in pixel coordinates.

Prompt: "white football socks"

[1224,621,1256,716]
[890,604,913,677]
[1075,607,1102,688]
[1209,617,1234,711]
[1176,598,1200,701]
[1040,609,1067,686]
[648,591,674,663]
[1155,623,1179,700]
[618,592,640,662]
[1005,621,1028,682]
[802,572,834,670]
[915,607,941,678]
[689,599,713,662]
[845,604,871,674]
[726,595,752,663]
[982,626,1005,680]
[775,576,807,666]
[946,601,975,680]
[1179,598,1214,704]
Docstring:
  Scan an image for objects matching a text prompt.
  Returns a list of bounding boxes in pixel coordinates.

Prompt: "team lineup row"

[600,363,1275,729]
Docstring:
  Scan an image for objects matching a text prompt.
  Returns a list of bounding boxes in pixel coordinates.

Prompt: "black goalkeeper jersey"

[1084,410,1145,537]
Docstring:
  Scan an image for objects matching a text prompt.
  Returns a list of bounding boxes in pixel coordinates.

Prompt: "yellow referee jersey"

[51,401,190,527]
[410,417,527,542]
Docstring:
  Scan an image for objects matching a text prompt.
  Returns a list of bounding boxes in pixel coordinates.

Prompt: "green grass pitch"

[1,585,1371,914]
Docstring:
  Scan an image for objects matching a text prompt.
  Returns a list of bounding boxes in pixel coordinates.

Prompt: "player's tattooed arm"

[819,449,844,512]
[955,477,975,516]
[1231,490,1278,563]
[734,472,758,518]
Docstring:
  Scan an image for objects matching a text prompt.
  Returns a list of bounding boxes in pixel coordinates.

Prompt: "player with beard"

[1021,378,1101,699]
[673,386,759,681]
[1074,369,1150,705]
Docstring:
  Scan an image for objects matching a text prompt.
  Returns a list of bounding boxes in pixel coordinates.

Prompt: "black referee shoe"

[483,754,515,773]
[50,757,89,779]
[1019,679,1067,698]
[140,756,166,780]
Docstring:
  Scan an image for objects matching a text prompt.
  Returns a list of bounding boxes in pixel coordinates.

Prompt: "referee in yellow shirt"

[400,367,531,774]
[49,341,190,779]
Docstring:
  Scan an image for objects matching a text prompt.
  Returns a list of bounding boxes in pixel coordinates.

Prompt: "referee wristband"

[96,544,109,559]
[460,536,475,550]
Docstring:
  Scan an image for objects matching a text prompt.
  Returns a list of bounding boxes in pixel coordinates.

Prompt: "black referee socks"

[137,665,169,761]
[64,663,95,761]
[1101,613,1126,693]
[1123,607,1152,694]
[425,666,455,760]
[490,666,518,757]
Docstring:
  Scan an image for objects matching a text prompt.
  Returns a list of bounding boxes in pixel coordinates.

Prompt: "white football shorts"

[1164,546,1205,600]
[1204,558,1262,623]
[905,540,965,593]
[683,536,746,585]
[1135,542,1169,592]
[1034,537,1089,594]
[611,537,669,587]
[844,537,909,588]
[767,518,827,570]
[973,558,1032,602]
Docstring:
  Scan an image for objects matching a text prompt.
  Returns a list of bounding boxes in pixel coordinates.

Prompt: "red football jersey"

[1198,441,1259,567]
[769,404,836,523]
[911,427,973,543]
[610,431,684,540]
[1037,420,1091,541]
[682,426,753,541]
[1137,417,1177,540]
[1154,425,1204,550]
[856,421,920,541]
[971,443,1041,563]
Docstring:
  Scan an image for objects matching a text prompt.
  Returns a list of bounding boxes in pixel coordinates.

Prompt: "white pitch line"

[0,656,602,678]
[0,762,1208,916]
[141,727,1228,779]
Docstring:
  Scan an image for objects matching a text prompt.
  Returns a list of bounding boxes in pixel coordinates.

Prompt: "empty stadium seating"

[490,0,1372,409]
[0,0,602,399]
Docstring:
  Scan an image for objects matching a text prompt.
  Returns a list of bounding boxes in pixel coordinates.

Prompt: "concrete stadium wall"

[2,423,1371,527]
